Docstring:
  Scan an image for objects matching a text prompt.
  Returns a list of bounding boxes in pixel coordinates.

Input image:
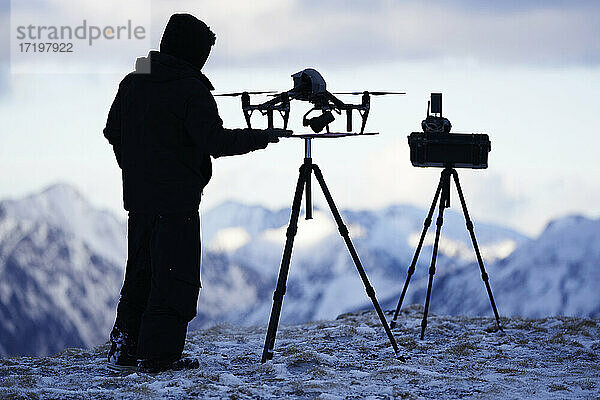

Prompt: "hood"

[159,14,216,71]
[134,51,214,90]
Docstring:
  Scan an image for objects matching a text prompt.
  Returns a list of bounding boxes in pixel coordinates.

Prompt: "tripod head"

[422,93,452,134]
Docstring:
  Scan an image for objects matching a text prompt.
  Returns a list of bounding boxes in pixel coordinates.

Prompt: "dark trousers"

[112,211,201,362]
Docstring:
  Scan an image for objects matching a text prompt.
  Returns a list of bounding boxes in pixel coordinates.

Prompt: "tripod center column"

[304,138,313,220]
[304,138,312,159]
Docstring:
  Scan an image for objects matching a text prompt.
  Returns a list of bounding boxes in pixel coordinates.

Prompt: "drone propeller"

[267,91,293,97]
[333,91,406,96]
[214,91,277,97]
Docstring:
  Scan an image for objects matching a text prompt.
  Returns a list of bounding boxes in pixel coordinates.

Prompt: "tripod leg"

[312,165,401,356]
[261,164,309,363]
[420,172,450,340]
[451,170,503,331]
[391,177,444,329]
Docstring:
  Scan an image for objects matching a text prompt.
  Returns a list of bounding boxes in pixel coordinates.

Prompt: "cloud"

[437,0,599,13]
[0,2,8,62]
[3,0,598,73]
[150,0,600,68]
[0,2,8,96]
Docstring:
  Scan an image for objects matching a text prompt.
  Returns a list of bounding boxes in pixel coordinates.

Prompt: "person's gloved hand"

[265,128,293,143]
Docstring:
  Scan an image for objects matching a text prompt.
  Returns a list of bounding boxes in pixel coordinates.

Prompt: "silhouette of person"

[103,13,282,372]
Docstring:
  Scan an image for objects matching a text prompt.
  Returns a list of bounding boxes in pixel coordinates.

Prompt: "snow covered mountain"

[383,216,600,318]
[0,184,126,265]
[196,201,528,329]
[1,183,597,358]
[498,215,600,317]
[395,214,600,319]
[0,185,124,356]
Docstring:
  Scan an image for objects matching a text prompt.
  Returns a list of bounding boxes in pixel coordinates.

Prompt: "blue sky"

[1,0,599,235]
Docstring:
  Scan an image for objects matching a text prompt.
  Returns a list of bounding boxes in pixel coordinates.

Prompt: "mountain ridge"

[1,183,598,357]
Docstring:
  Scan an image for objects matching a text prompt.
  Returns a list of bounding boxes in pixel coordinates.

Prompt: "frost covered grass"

[0,305,598,399]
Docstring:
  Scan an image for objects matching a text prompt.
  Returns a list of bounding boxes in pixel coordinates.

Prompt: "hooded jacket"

[103,50,270,213]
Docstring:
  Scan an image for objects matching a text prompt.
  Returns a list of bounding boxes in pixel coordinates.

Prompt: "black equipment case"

[408,132,491,169]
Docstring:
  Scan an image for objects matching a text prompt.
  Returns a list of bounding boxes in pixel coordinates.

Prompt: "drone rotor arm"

[214,90,278,97]
[323,91,346,109]
[332,91,406,96]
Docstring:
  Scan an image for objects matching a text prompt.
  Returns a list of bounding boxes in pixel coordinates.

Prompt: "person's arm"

[103,88,122,168]
[184,91,278,158]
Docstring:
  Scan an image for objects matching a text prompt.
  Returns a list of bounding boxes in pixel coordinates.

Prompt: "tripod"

[389,167,502,339]
[261,137,400,363]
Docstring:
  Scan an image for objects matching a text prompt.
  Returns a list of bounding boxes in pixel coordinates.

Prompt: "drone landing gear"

[261,139,401,363]
[389,167,503,339]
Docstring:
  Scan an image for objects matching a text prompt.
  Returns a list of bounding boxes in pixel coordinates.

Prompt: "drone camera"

[305,111,335,133]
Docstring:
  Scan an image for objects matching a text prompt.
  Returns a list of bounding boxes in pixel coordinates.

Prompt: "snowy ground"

[1,305,599,399]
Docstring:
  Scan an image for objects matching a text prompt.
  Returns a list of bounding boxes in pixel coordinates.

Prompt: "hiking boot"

[107,327,138,371]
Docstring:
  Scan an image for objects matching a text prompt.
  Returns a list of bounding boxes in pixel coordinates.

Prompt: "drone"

[215,68,404,136]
